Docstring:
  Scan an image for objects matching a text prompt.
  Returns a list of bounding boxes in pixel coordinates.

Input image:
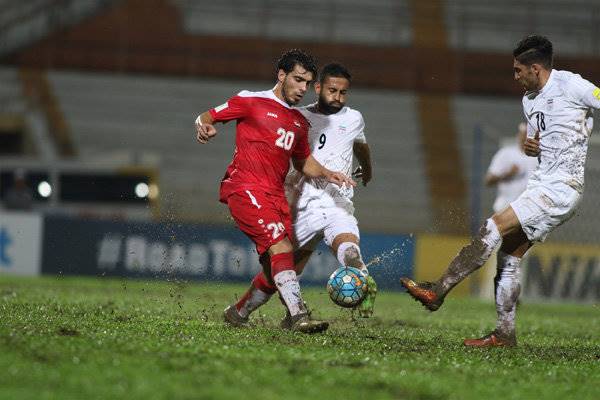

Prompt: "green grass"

[0,275,598,400]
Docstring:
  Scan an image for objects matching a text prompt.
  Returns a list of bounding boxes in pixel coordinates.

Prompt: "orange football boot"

[400,277,444,311]
[463,331,517,347]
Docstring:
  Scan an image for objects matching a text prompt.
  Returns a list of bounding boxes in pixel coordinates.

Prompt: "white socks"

[336,242,368,275]
[273,270,306,317]
[495,251,521,337]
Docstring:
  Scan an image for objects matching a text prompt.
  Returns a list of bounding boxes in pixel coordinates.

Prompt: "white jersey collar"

[538,69,556,95]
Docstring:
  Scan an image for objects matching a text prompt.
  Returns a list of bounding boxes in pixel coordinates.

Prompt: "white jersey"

[287,104,366,211]
[487,142,538,212]
[522,69,600,193]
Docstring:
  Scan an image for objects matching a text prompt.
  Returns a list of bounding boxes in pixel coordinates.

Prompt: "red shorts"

[226,190,293,255]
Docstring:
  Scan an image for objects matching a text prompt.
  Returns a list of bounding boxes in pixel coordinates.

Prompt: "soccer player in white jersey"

[289,63,376,318]
[401,35,600,347]
[486,122,538,213]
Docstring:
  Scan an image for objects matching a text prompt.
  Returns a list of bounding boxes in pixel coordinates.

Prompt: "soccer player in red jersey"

[195,49,355,333]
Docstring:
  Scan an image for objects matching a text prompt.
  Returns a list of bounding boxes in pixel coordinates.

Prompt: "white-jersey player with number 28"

[286,63,377,317]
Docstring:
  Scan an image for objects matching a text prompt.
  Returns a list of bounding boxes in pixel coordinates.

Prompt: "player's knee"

[336,242,363,268]
[268,237,293,255]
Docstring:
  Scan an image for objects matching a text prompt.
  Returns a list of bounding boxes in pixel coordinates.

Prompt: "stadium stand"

[444,0,600,56]
[173,0,600,58]
[0,66,24,114]
[0,0,117,57]
[2,0,600,239]
[173,0,413,46]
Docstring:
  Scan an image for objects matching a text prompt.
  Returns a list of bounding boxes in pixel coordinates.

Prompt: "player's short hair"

[513,35,553,69]
[319,63,352,84]
[276,49,317,78]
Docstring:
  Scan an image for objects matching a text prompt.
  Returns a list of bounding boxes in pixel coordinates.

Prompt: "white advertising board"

[0,212,43,276]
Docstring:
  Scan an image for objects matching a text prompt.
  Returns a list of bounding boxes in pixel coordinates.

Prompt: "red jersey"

[209,89,311,202]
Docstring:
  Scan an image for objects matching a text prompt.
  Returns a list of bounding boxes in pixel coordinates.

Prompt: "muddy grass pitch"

[0,276,598,399]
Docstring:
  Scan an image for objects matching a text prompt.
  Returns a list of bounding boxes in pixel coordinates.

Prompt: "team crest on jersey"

[339,125,347,133]
[547,98,554,111]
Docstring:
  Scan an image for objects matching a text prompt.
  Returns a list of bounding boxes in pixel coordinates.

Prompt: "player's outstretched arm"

[353,142,372,186]
[195,112,218,144]
[299,155,356,187]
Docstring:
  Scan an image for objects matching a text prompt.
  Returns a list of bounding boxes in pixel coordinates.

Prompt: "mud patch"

[57,326,80,336]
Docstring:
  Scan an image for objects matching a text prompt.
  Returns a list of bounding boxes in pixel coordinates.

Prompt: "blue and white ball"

[327,266,368,308]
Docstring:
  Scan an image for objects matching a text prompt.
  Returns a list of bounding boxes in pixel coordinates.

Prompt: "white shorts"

[510,183,581,242]
[293,206,360,250]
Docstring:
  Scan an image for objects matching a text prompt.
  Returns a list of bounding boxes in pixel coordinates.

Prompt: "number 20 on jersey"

[275,128,295,150]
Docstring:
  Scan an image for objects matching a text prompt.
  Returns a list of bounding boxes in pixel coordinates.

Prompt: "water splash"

[365,242,408,269]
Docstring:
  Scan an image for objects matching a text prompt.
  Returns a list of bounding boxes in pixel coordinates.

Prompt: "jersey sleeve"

[567,74,600,110]
[208,94,250,123]
[353,112,367,144]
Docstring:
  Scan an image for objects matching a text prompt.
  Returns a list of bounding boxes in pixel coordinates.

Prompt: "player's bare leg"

[401,206,521,311]
[464,229,531,347]
[331,234,377,317]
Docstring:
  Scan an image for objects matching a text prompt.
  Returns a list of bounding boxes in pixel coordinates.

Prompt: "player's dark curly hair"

[513,35,553,69]
[276,49,318,78]
[319,63,352,84]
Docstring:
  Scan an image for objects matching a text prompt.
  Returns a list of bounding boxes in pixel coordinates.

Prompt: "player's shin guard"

[494,251,521,338]
[336,242,368,275]
[271,252,307,317]
[436,218,501,298]
[235,273,276,318]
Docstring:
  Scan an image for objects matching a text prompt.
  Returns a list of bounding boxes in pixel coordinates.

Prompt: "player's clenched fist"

[195,115,218,144]
[524,131,541,157]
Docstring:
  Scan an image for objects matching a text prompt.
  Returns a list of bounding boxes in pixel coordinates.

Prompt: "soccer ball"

[326,266,368,308]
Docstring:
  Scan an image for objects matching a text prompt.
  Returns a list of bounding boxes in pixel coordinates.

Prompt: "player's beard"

[317,96,343,115]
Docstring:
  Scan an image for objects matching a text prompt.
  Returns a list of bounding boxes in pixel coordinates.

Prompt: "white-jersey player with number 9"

[287,63,376,318]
